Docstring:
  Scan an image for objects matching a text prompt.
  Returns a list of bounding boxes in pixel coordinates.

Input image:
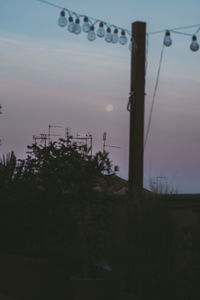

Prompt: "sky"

[0,0,200,193]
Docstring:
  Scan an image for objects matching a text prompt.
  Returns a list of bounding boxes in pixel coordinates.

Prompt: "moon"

[105,104,114,112]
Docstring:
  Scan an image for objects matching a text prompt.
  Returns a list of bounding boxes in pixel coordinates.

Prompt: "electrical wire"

[144,43,165,150]
[171,23,200,31]
[145,33,149,75]
[148,24,200,36]
[149,29,195,36]
[148,29,166,35]
[195,26,200,34]
[37,0,63,10]
[170,30,193,36]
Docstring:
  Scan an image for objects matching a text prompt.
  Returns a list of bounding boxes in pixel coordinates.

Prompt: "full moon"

[105,104,114,112]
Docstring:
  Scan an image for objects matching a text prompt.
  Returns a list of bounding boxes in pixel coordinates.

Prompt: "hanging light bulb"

[190,35,199,52]
[82,16,90,33]
[112,28,119,44]
[97,22,105,38]
[105,27,113,43]
[87,25,96,41]
[74,18,81,35]
[163,31,172,47]
[119,30,128,45]
[68,16,75,33]
[58,10,67,27]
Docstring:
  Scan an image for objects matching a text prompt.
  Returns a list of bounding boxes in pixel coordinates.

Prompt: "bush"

[0,138,118,258]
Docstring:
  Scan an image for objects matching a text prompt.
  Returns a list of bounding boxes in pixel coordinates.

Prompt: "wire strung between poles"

[144,43,165,150]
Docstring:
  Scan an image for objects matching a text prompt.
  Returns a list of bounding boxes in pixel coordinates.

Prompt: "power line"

[145,33,149,74]
[37,0,63,10]
[195,26,200,34]
[171,23,200,31]
[148,23,200,35]
[144,43,165,149]
[170,30,192,37]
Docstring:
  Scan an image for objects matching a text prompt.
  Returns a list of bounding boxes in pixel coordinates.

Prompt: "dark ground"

[0,192,200,299]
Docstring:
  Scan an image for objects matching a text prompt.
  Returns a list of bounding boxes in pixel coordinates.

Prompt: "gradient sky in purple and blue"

[0,0,200,193]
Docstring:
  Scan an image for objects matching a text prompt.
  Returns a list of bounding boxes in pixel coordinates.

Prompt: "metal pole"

[48,124,51,144]
[128,21,146,192]
[90,135,92,156]
[103,132,106,153]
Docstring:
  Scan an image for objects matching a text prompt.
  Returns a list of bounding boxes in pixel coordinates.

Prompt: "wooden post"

[128,21,146,192]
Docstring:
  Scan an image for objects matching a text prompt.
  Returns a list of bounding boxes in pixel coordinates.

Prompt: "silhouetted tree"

[0,151,17,190]
[22,138,117,195]
[0,139,118,256]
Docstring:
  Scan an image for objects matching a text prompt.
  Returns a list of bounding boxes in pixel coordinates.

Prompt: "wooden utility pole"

[128,21,146,192]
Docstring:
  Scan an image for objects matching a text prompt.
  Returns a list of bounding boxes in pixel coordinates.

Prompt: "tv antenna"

[48,124,62,144]
[33,133,48,146]
[65,127,71,146]
[152,176,168,193]
[103,132,120,153]
[72,132,93,156]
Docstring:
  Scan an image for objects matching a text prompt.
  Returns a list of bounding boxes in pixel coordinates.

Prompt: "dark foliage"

[0,139,117,266]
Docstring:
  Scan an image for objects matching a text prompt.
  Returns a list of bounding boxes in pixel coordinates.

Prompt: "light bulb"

[112,28,119,44]
[105,27,113,43]
[119,30,128,45]
[74,18,81,35]
[190,35,199,52]
[87,25,96,41]
[58,10,67,27]
[97,22,105,38]
[163,31,172,47]
[82,16,90,33]
[68,16,75,33]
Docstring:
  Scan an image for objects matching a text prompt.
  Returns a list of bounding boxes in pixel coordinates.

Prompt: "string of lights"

[37,0,135,49]
[38,0,200,52]
[149,25,200,51]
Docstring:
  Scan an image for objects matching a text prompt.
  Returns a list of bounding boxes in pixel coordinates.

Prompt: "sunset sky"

[1,0,200,193]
